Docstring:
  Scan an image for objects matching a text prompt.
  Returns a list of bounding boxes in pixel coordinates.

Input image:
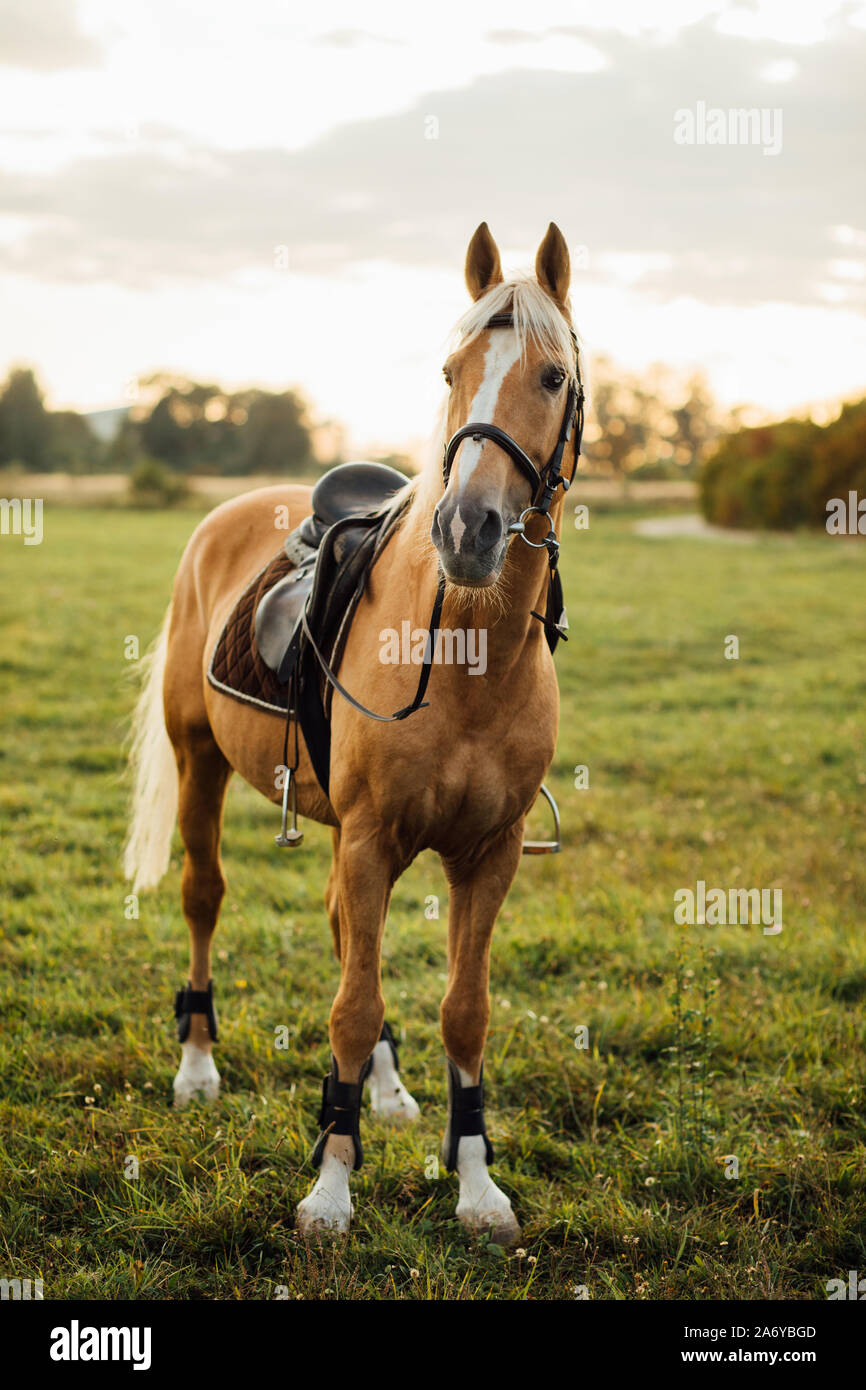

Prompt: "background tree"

[47,410,100,473]
[700,399,866,530]
[582,357,725,482]
[126,377,316,476]
[0,368,51,468]
[237,389,313,475]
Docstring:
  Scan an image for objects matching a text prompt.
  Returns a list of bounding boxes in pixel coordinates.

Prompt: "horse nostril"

[431,507,444,548]
[478,509,503,552]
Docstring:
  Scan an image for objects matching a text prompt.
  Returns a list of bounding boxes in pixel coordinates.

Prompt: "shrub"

[807,401,866,527]
[127,457,190,508]
[700,401,865,530]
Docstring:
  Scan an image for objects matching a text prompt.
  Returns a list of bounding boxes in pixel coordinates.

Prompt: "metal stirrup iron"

[275,765,303,848]
[522,782,561,855]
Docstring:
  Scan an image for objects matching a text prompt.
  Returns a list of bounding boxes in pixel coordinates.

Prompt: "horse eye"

[442,368,452,387]
[542,365,566,392]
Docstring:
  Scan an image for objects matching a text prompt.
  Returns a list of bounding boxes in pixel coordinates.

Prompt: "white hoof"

[296,1151,353,1237]
[368,1038,420,1122]
[455,1135,521,1246]
[173,1042,221,1108]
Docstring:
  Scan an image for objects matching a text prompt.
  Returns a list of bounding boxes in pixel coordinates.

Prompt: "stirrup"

[275,766,303,848]
[522,782,561,855]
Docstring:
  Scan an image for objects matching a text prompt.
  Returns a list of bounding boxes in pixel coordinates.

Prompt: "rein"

[301,573,445,723]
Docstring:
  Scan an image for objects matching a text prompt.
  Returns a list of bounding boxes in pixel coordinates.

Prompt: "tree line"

[0,361,727,482]
[8,359,856,528]
[0,368,321,477]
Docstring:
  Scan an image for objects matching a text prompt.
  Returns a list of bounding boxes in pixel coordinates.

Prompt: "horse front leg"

[324,830,419,1122]
[296,825,393,1237]
[440,824,524,1246]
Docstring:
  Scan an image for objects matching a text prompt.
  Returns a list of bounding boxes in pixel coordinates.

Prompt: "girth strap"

[441,1058,494,1171]
[310,1053,373,1171]
[174,981,218,1043]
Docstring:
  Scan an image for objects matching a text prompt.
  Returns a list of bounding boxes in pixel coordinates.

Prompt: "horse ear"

[465,222,504,301]
[535,222,570,305]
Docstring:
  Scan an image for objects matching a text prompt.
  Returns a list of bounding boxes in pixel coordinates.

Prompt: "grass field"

[1,503,864,1301]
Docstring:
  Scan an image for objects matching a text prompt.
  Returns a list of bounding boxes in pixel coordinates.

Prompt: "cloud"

[315,29,403,49]
[0,0,103,71]
[0,19,864,308]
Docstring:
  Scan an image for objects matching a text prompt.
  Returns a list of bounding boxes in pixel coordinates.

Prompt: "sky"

[1,0,865,456]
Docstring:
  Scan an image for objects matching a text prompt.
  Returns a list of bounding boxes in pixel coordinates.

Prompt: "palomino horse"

[124,222,585,1244]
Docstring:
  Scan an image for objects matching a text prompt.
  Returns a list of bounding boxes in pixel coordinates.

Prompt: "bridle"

[441,308,586,638]
[296,308,585,731]
[443,311,584,560]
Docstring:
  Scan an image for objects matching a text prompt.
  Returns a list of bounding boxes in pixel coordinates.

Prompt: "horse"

[124,221,586,1244]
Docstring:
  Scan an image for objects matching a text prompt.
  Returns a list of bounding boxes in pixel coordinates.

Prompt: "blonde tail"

[123,606,178,892]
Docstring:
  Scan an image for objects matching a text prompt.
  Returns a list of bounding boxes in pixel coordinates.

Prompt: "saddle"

[208,456,562,853]
[209,461,410,798]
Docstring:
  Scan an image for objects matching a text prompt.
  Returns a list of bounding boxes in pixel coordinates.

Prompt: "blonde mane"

[454,275,579,370]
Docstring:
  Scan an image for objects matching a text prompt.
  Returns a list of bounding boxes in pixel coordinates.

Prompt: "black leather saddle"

[254,461,410,794]
[296,461,409,550]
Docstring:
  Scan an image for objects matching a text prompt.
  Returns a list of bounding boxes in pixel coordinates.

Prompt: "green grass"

[0,505,864,1300]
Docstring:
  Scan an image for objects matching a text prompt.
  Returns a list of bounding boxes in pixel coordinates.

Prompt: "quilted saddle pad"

[208,550,294,716]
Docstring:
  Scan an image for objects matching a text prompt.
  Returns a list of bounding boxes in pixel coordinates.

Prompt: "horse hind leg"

[368,1022,420,1122]
[172,732,231,1107]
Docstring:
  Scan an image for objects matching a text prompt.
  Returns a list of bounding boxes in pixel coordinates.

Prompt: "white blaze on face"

[449,330,521,550]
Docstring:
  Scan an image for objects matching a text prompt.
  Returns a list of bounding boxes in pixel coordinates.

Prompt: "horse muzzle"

[430,494,508,586]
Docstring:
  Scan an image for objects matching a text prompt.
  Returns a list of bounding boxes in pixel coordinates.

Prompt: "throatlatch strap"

[310,1053,373,1171]
[441,1058,494,1172]
[174,980,218,1043]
